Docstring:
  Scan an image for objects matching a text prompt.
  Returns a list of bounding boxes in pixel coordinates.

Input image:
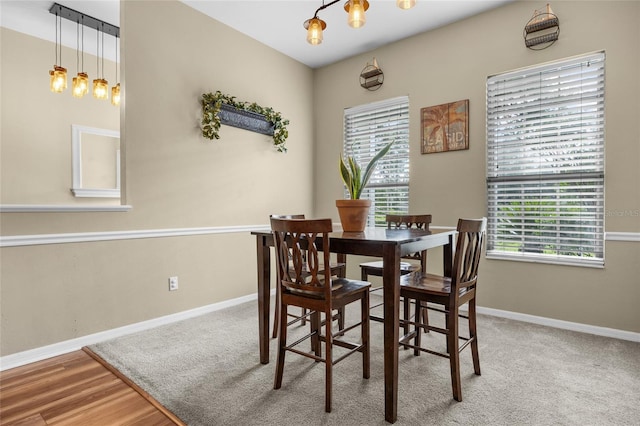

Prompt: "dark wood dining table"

[251,226,456,423]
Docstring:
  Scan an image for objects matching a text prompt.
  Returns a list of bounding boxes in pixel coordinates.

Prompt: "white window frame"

[343,96,410,227]
[486,52,605,267]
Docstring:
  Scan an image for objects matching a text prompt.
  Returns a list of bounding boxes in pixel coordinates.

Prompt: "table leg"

[337,253,346,330]
[382,244,401,423]
[443,233,454,278]
[257,234,271,364]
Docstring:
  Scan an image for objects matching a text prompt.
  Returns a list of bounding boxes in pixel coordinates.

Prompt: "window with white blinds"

[344,96,410,227]
[486,52,605,267]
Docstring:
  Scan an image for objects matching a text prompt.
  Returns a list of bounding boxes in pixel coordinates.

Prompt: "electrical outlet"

[168,276,179,291]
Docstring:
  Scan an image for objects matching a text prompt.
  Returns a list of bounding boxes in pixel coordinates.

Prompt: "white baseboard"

[473,306,640,343]
[2,291,638,371]
[0,292,260,371]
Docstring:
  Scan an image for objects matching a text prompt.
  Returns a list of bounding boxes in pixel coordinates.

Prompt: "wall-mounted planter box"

[218,103,275,136]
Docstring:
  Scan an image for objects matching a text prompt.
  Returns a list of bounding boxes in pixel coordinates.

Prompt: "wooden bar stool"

[271,217,371,412]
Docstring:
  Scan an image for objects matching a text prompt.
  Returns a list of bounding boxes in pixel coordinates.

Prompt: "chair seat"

[331,278,370,299]
[360,260,420,275]
[287,277,369,300]
[401,273,451,294]
[401,273,474,299]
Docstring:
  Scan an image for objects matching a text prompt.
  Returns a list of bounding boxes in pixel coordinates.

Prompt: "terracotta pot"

[336,199,371,232]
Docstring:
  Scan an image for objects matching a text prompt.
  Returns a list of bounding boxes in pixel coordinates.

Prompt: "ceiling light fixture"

[345,0,369,29]
[48,3,120,103]
[304,0,414,45]
[49,10,67,93]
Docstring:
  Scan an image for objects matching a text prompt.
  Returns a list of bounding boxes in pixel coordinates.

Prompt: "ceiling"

[1,0,513,68]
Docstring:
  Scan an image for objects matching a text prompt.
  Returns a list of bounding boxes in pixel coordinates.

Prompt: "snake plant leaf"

[339,140,394,200]
[359,141,394,197]
[339,154,354,196]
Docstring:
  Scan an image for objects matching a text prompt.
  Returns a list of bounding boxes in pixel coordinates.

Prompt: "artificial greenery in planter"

[201,91,290,153]
[337,141,394,231]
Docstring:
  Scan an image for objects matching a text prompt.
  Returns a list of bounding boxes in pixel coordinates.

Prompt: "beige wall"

[1,1,638,357]
[313,1,639,331]
[0,1,314,355]
[0,28,119,205]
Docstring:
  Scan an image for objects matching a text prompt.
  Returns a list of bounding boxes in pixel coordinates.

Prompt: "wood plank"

[0,350,178,426]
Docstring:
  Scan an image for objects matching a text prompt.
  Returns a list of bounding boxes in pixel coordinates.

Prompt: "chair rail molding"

[0,225,267,247]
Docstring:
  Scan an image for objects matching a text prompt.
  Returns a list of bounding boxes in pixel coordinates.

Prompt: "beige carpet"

[89,296,640,425]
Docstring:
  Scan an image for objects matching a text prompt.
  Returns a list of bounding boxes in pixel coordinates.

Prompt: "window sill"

[0,204,132,213]
[486,251,604,269]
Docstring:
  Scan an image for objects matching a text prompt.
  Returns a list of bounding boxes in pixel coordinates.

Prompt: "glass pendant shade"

[93,78,109,100]
[111,83,121,106]
[49,66,67,93]
[305,17,326,45]
[346,0,368,29]
[72,72,89,98]
[396,0,416,10]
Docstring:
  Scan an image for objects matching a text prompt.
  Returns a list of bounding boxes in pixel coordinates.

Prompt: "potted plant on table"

[337,141,394,232]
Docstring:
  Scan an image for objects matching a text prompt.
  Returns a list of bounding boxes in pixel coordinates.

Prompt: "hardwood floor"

[0,349,181,425]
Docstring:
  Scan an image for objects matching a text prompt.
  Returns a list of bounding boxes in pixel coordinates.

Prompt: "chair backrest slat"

[386,214,432,230]
[452,218,487,293]
[271,217,333,300]
[386,214,432,270]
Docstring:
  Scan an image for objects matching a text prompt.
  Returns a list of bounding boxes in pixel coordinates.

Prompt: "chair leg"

[413,298,421,357]
[402,296,410,349]
[272,287,281,338]
[273,301,288,389]
[361,295,370,379]
[444,313,450,354]
[311,311,321,359]
[301,308,307,325]
[448,306,462,402]
[421,301,430,333]
[325,309,333,413]
[469,299,481,376]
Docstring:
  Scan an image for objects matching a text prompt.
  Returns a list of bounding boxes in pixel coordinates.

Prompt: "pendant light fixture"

[49,10,67,93]
[72,18,88,98]
[304,0,414,44]
[396,0,416,10]
[304,17,326,45]
[93,22,109,100]
[344,0,369,29]
[111,34,121,106]
[48,3,120,102]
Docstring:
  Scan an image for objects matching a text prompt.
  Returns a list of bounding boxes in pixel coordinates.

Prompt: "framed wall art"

[420,99,469,154]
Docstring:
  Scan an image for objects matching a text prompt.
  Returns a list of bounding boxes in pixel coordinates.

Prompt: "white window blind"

[344,96,410,227]
[486,52,605,267]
